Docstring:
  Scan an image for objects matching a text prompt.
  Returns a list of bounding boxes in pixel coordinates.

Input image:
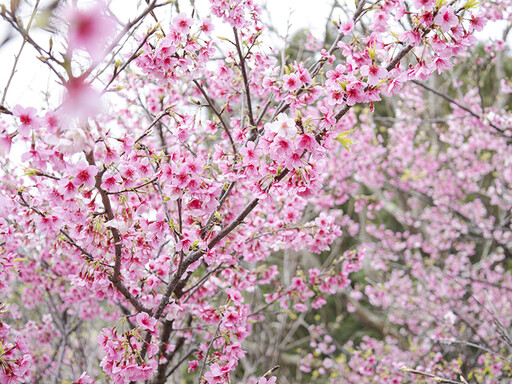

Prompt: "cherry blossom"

[267,113,297,138]
[174,13,193,34]
[69,161,98,189]
[64,0,115,62]
[434,6,459,33]
[12,105,39,138]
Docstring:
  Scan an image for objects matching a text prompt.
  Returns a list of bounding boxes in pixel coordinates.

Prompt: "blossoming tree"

[1,0,511,383]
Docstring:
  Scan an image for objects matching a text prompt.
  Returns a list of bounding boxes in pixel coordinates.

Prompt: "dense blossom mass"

[0,0,512,383]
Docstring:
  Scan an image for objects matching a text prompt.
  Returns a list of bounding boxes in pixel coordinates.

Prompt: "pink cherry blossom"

[434,6,458,33]
[73,372,94,384]
[413,0,435,10]
[345,81,365,106]
[360,65,388,86]
[173,13,193,34]
[136,312,157,333]
[267,113,297,138]
[258,376,277,384]
[204,363,225,384]
[100,173,122,192]
[339,19,355,35]
[61,77,102,119]
[188,360,198,372]
[282,73,302,92]
[70,162,98,189]
[65,0,115,62]
[0,133,12,155]
[226,287,244,304]
[240,141,262,165]
[200,18,214,34]
[13,105,39,138]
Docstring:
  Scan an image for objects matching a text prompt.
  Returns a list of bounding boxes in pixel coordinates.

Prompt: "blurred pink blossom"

[65,0,116,62]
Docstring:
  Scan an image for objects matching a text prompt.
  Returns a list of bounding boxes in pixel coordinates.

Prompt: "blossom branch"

[273,0,369,120]
[85,151,149,314]
[17,191,94,261]
[101,26,159,94]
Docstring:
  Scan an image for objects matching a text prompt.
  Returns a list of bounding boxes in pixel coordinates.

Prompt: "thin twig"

[196,319,223,384]
[1,0,40,105]
[165,345,198,379]
[193,79,237,154]
[134,108,172,144]
[233,27,255,127]
[401,367,468,384]
[101,26,158,94]
[441,339,511,364]
[106,177,158,195]
[411,79,507,134]
[182,264,225,303]
[0,9,66,84]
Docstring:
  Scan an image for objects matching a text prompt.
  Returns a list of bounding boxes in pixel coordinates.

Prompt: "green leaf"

[334,129,355,152]
[463,0,482,9]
